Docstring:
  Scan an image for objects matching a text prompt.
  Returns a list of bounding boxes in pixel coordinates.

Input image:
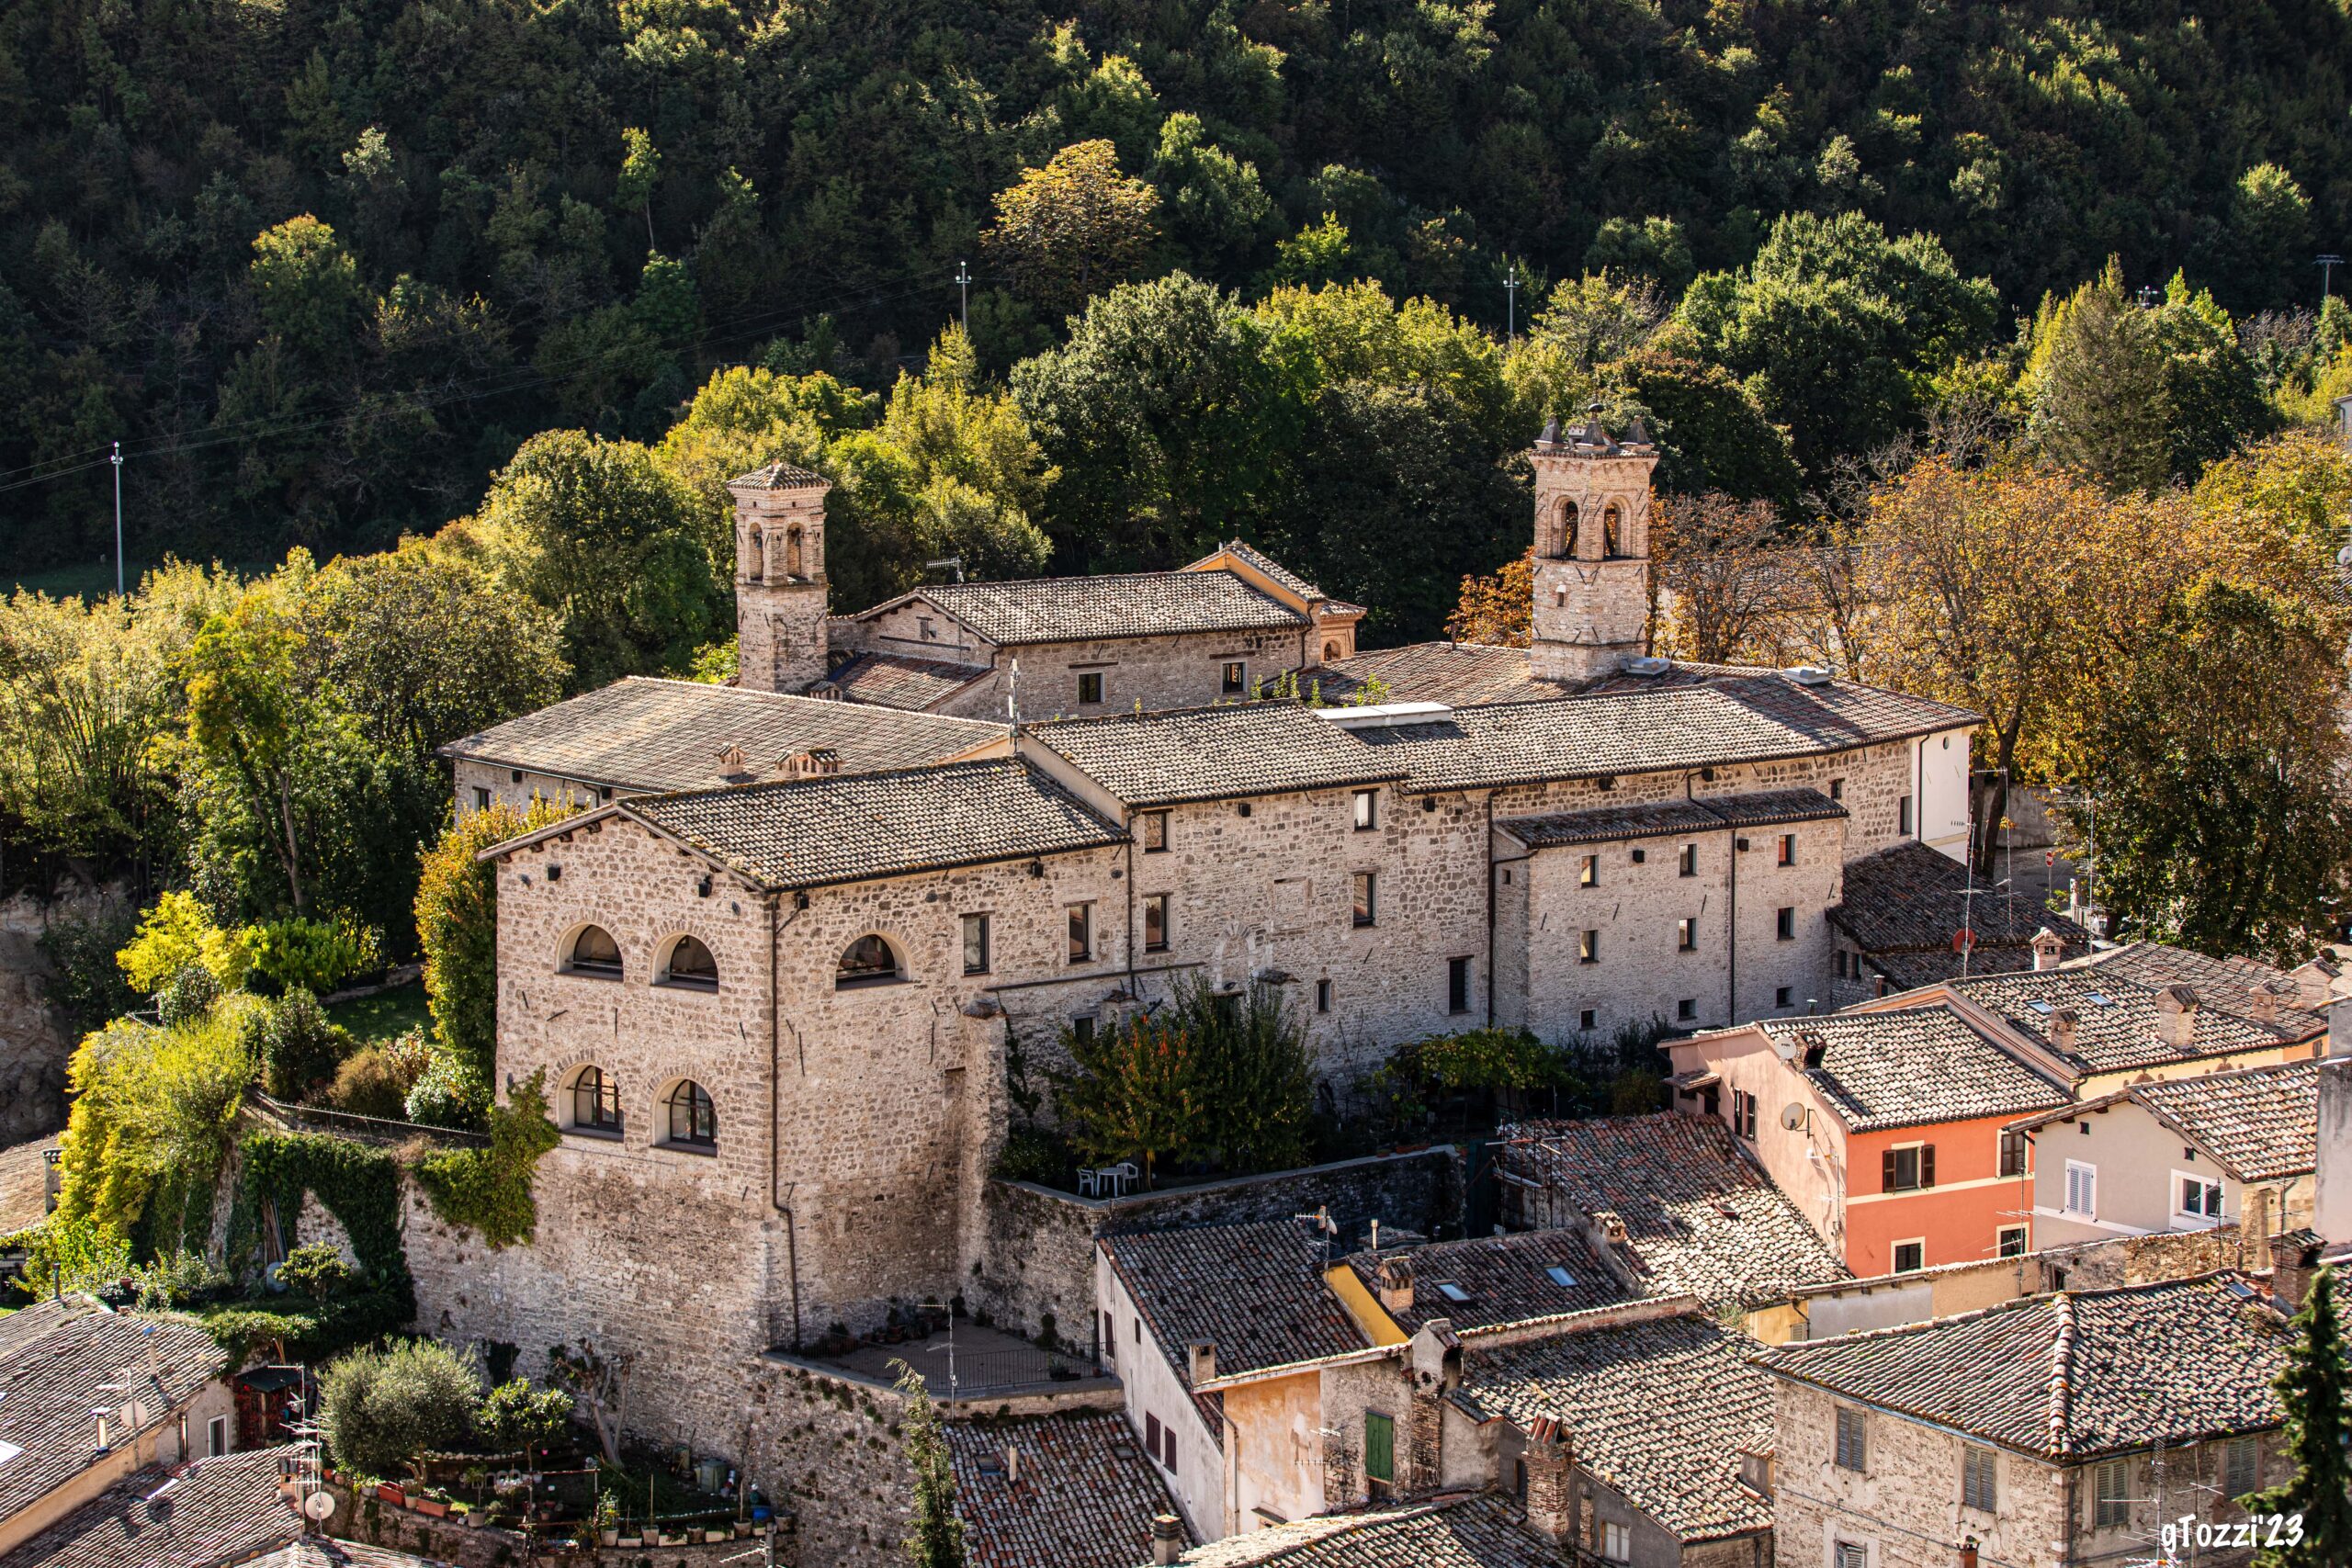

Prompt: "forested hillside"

[7,0,2352,581]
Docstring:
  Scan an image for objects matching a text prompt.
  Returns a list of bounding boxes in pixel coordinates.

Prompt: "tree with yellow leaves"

[980,141,1159,318]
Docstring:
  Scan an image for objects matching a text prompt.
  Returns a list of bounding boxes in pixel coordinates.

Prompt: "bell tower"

[727,462,833,693]
[1527,405,1659,684]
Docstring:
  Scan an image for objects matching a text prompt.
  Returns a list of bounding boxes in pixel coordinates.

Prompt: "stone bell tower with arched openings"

[1527,405,1660,684]
[727,462,833,693]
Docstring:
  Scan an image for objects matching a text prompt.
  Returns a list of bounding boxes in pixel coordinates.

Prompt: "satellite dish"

[302,1491,336,1522]
[1779,1102,1808,1132]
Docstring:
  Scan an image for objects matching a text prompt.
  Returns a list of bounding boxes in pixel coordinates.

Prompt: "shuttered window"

[1835,1407,1866,1471]
[1364,1412,1396,1490]
[1962,1445,1997,1512]
[2224,1438,2258,1500]
[1883,1145,1936,1191]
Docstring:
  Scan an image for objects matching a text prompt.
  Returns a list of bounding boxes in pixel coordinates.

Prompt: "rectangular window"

[1829,777,1844,803]
[1678,998,1697,1021]
[1143,894,1170,953]
[208,1415,229,1459]
[1898,795,1914,836]
[1072,1015,1094,1046]
[961,913,990,976]
[1364,1412,1396,1491]
[1775,985,1793,1009]
[1146,1412,1162,1457]
[1222,660,1247,694]
[1835,1546,1867,1568]
[1997,1224,2029,1258]
[1067,903,1094,964]
[1893,1239,1926,1274]
[1165,1428,1177,1473]
[2225,1437,2258,1500]
[1102,1311,1114,1359]
[1776,907,1796,941]
[1601,1522,1631,1562]
[1077,671,1104,705]
[1579,1008,1598,1032]
[2065,1160,2098,1218]
[917,615,935,640]
[1731,1089,1758,1138]
[472,786,492,811]
[1580,853,1599,887]
[1884,1144,1935,1192]
[1679,843,1698,876]
[2095,1459,2131,1528]
[1835,1407,1866,1472]
[1351,872,1376,928]
[1578,930,1599,964]
[1962,1445,1998,1513]
[1778,832,1796,866]
[1447,957,1470,1014]
[1999,1130,2029,1178]
[1140,811,1169,852]
[1353,790,1378,830]
[2177,1173,2225,1220]
[1316,978,1332,1013]
[1677,918,1697,952]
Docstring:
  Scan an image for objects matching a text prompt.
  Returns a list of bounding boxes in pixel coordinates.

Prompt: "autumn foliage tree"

[1648,492,1792,665]
[1446,549,1532,646]
[981,141,1159,317]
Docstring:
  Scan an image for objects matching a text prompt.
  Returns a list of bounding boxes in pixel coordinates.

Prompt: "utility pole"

[110,441,124,598]
[1505,262,1520,345]
[954,260,972,335]
[2321,254,2345,306]
[2136,285,2161,310]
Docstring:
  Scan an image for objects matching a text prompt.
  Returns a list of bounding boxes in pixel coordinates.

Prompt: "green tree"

[414,799,572,1091]
[616,128,661,250]
[278,1240,355,1303]
[7,1216,132,1301]
[2246,1267,2352,1565]
[318,1338,481,1480]
[249,216,365,357]
[895,1359,965,1568]
[981,141,1159,317]
[1150,114,1273,275]
[1606,351,1802,512]
[2068,578,2352,961]
[0,588,182,863]
[1676,211,1997,474]
[479,1379,574,1454]
[247,987,355,1100]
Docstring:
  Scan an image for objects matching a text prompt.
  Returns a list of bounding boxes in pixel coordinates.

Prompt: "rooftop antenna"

[924,556,965,584]
[1294,1205,1339,1268]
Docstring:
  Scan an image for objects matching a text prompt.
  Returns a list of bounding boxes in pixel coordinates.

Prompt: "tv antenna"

[924,556,965,584]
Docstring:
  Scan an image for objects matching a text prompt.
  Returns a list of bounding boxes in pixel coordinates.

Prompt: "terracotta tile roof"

[1952,942,2322,1076]
[1756,1007,2068,1132]
[2126,1060,2318,1181]
[946,1411,1189,1568]
[1451,1312,1773,1542]
[1099,1220,1365,1382]
[1193,541,1329,606]
[1865,944,2052,991]
[1317,644,1565,708]
[1348,677,1973,794]
[621,758,1125,889]
[1831,841,2089,958]
[1498,1115,1847,1310]
[820,652,995,711]
[1340,1230,1627,1334]
[1758,1274,2295,1459]
[0,1445,317,1568]
[439,676,1006,791]
[245,1542,454,1567]
[0,1299,231,1526]
[1028,703,1408,807]
[883,570,1307,647]
[729,461,829,490]
[1498,788,1842,850]
[1170,1492,1555,1566]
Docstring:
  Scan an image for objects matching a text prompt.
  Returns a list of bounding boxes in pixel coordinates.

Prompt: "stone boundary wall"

[322,1482,798,1566]
[969,1147,1464,1348]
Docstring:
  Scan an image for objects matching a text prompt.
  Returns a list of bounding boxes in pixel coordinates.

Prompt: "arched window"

[571,1066,621,1132]
[749,528,765,581]
[1548,500,1579,560]
[837,933,902,987]
[661,935,718,991]
[1323,640,1341,662]
[665,1080,717,1146]
[566,925,623,979]
[785,525,806,578]
[1602,503,1623,558]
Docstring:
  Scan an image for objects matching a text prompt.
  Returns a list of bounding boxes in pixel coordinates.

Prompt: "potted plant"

[375,1482,406,1507]
[596,1495,621,1546]
[706,1526,729,1543]
[413,1492,449,1519]
[458,1504,482,1529]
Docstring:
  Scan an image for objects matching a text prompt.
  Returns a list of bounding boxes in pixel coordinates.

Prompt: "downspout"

[1124,817,1138,988]
[768,892,805,1351]
[1725,822,1739,1026]
[1914,736,1926,842]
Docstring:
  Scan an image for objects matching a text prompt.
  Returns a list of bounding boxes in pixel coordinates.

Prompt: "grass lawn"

[326,982,430,1043]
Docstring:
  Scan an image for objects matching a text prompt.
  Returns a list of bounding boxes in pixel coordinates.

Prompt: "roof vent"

[1783,665,1834,687]
[777,748,842,780]
[1624,655,1672,677]
[1314,701,1454,731]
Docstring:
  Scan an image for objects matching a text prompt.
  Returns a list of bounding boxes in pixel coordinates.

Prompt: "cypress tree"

[2249,1266,2352,1565]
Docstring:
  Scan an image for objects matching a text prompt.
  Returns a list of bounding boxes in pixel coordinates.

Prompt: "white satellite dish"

[1779,1102,1808,1132]
[302,1491,336,1522]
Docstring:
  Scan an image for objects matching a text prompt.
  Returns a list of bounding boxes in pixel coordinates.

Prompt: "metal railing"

[915,1344,1100,1399]
[251,1094,492,1148]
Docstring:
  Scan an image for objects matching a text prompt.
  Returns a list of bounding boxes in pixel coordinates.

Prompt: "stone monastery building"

[420,416,1978,1503]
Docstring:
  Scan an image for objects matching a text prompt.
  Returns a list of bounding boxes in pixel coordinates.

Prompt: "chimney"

[2241,1186,2275,1266]
[2272,1231,2322,1312]
[2330,997,2352,1060]
[1521,1418,1575,1544]
[777,748,842,780]
[1185,1340,1216,1386]
[2317,1055,2352,1246]
[1151,1513,1183,1565]
[2049,1009,2079,1055]
[2153,985,2199,1051]
[1596,1212,1630,1247]
[2292,956,2340,1013]
[2030,928,2066,972]
[715,742,752,783]
[1005,1444,1021,1485]
[2249,983,2281,1025]
[1375,1256,1415,1315]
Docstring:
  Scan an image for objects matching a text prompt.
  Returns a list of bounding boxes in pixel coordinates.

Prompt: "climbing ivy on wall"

[411,1071,561,1249]
[212,1130,416,1360]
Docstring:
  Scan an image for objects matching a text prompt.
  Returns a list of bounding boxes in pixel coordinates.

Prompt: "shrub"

[247,913,383,996]
[318,1338,481,1479]
[118,891,252,994]
[58,1005,257,1235]
[156,964,222,1027]
[403,1054,489,1130]
[250,988,356,1100]
[415,799,571,1087]
[412,1071,560,1247]
[989,1126,1069,1185]
[132,1247,229,1310]
[278,1241,354,1302]
[5,1215,132,1301]
[478,1379,574,1454]
[328,1046,415,1121]
[37,907,141,1032]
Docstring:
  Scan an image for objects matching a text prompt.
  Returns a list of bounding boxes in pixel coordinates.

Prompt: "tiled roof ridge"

[2046,1291,2077,1457]
[626,752,1030,810]
[611,671,1006,726]
[1026,696,1315,731]
[1197,1495,1476,1564]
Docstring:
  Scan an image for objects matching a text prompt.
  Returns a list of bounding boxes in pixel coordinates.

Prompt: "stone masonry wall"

[0,882,125,1146]
[910,626,1312,723]
[452,758,613,819]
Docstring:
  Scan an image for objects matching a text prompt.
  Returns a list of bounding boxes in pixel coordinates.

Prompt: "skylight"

[0,1439,20,1467]
[2027,1000,2053,1015]
[2086,993,2114,1008]
[1544,1266,1577,1288]
[1434,1281,1472,1303]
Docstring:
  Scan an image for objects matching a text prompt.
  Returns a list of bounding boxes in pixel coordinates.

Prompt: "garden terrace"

[792,1317,1113,1404]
